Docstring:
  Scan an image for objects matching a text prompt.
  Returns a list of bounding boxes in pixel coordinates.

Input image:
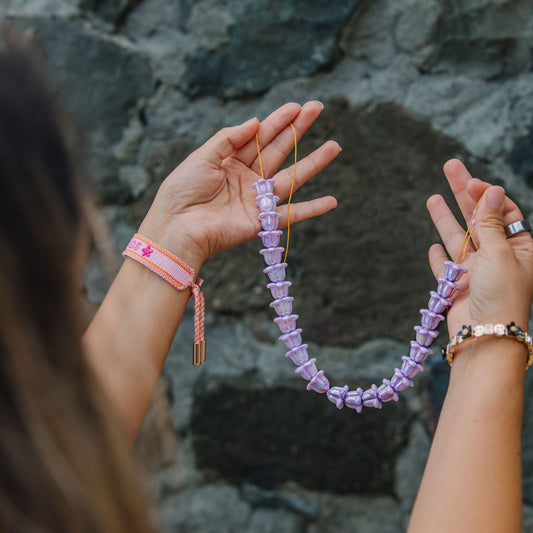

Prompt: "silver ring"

[504,220,532,238]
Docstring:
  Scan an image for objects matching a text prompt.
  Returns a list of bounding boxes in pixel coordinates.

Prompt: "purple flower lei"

[253,178,467,412]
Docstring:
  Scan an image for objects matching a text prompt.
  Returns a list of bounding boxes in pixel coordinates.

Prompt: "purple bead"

[295,358,318,381]
[409,340,432,363]
[252,178,275,195]
[256,193,280,212]
[306,370,330,393]
[279,328,302,349]
[267,281,291,299]
[344,388,364,413]
[327,385,349,409]
[419,308,445,330]
[362,384,382,409]
[264,263,287,282]
[285,344,309,365]
[428,290,452,314]
[259,211,282,230]
[270,296,294,316]
[437,277,460,298]
[443,260,467,282]
[260,247,284,266]
[390,368,414,391]
[400,355,424,379]
[259,230,283,248]
[414,325,439,347]
[377,379,399,403]
[274,314,299,334]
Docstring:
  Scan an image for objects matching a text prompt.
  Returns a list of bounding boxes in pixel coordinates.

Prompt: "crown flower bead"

[400,355,424,379]
[307,370,330,393]
[285,344,309,365]
[409,341,433,363]
[437,277,460,298]
[327,385,350,409]
[274,314,299,334]
[259,211,282,231]
[390,368,414,391]
[428,291,452,314]
[259,230,283,248]
[420,309,445,330]
[295,358,318,380]
[362,384,382,409]
[344,388,364,412]
[443,260,468,282]
[267,281,292,299]
[377,379,399,403]
[264,263,287,282]
[270,296,294,317]
[256,193,280,212]
[260,247,284,266]
[252,178,275,195]
[414,325,439,347]
[279,329,303,349]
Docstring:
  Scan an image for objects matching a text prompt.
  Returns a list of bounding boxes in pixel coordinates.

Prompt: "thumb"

[199,117,260,163]
[474,186,506,247]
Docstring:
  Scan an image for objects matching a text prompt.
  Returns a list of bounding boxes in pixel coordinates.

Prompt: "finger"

[195,117,260,164]
[442,159,479,226]
[276,196,338,229]
[234,103,302,166]
[240,101,325,178]
[427,194,476,261]
[474,186,514,249]
[258,101,325,178]
[428,243,449,280]
[272,140,341,200]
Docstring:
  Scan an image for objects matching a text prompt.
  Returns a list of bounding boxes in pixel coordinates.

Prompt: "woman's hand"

[139,101,340,269]
[426,159,533,338]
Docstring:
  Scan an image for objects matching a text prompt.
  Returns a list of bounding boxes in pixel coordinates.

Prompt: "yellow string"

[255,133,265,180]
[454,196,482,264]
[284,124,298,264]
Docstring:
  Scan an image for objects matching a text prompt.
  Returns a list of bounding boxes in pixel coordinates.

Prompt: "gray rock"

[424,0,533,80]
[190,372,413,495]
[394,421,431,517]
[180,0,361,98]
[158,484,251,533]
[245,508,303,533]
[14,16,154,188]
[394,0,442,54]
[307,493,402,533]
[5,0,78,17]
[524,504,533,533]
[118,165,150,198]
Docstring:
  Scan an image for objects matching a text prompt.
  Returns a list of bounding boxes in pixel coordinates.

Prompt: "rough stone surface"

[4,0,533,531]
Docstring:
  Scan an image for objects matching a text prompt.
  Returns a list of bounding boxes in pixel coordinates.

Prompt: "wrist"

[138,209,206,275]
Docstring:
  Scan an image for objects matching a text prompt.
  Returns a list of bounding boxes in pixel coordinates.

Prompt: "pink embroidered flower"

[142,245,153,257]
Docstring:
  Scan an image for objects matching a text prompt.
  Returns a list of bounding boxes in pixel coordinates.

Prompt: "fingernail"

[487,186,505,210]
[240,117,257,127]
[316,100,324,110]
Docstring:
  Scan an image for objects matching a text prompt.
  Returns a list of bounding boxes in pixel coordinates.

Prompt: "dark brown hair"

[0,38,154,532]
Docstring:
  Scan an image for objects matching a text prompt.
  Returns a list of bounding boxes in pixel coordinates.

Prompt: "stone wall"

[4,0,533,531]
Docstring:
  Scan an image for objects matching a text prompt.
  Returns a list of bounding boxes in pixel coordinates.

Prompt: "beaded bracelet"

[442,322,533,369]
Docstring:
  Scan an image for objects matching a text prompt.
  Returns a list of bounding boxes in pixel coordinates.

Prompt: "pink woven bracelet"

[122,233,206,365]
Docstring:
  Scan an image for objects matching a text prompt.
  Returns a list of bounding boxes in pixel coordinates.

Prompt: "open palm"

[427,159,533,338]
[141,102,340,265]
